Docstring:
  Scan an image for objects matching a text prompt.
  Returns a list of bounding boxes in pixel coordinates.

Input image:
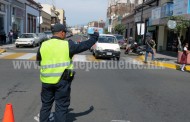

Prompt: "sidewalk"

[135,51,190,71]
[0,44,15,54]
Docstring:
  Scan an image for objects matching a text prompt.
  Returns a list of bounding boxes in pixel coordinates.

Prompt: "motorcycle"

[125,42,145,55]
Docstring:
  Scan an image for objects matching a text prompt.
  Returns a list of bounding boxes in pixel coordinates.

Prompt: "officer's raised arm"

[69,32,99,58]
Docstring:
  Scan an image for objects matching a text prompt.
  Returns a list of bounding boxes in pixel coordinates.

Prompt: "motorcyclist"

[125,37,135,54]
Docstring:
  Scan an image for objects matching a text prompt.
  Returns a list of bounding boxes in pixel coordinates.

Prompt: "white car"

[44,31,53,39]
[15,33,39,48]
[93,34,121,60]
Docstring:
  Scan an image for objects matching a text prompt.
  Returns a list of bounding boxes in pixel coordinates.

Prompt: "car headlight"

[115,48,120,51]
[97,47,103,51]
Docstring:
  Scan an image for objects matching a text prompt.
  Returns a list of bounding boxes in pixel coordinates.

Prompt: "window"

[161,2,173,18]
[130,28,133,37]
[12,7,15,15]
[0,3,5,12]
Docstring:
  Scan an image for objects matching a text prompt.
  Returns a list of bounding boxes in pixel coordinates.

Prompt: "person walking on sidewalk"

[180,43,189,71]
[144,32,156,63]
[8,30,13,44]
[37,23,99,122]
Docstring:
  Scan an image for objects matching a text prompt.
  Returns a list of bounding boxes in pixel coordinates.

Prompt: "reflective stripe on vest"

[40,39,73,84]
[40,73,62,77]
[41,61,71,69]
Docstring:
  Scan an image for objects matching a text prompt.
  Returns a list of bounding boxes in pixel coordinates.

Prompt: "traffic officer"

[36,23,99,122]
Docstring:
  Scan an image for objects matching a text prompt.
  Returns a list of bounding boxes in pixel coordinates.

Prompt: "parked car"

[15,33,39,48]
[37,33,48,45]
[44,31,53,39]
[93,34,121,60]
[114,34,126,49]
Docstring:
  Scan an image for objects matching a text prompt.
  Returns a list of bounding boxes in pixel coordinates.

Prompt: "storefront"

[166,30,178,52]
[122,13,135,39]
[12,7,25,36]
[0,2,7,33]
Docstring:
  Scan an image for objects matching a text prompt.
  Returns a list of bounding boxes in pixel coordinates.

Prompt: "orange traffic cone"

[2,103,15,122]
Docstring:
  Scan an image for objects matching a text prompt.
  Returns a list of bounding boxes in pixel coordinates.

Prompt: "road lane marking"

[121,57,143,65]
[0,52,137,65]
[1,53,27,59]
[73,55,87,62]
[0,52,15,58]
[34,114,39,122]
[111,120,130,122]
[34,113,54,122]
[16,53,36,59]
[29,55,36,60]
[86,55,101,62]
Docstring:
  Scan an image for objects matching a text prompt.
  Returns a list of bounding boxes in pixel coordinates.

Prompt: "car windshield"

[116,35,124,40]
[20,34,34,38]
[98,36,116,43]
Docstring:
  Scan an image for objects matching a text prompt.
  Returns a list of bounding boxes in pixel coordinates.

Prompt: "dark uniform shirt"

[36,33,99,64]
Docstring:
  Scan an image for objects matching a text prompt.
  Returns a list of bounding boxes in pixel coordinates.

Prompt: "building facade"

[121,0,190,52]
[40,10,51,32]
[11,0,25,36]
[41,4,64,26]
[0,0,9,35]
[0,0,26,41]
[107,0,135,33]
[25,0,42,33]
[56,8,66,25]
[134,0,159,45]
[88,21,106,28]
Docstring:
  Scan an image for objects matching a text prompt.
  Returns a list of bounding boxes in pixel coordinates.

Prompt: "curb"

[135,55,190,71]
[0,49,6,54]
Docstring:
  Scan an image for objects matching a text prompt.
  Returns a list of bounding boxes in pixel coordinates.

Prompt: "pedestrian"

[125,37,134,54]
[13,30,18,42]
[0,27,6,44]
[8,30,13,44]
[180,43,189,71]
[36,23,99,122]
[144,32,156,63]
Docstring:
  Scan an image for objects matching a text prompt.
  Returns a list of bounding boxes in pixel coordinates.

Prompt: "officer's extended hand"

[90,32,99,41]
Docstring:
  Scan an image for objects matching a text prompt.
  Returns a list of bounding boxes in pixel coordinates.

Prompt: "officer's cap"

[52,23,68,33]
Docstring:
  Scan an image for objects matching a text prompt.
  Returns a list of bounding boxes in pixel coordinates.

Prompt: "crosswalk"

[0,52,142,64]
[0,52,104,62]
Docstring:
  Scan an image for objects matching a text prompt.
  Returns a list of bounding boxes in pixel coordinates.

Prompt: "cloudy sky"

[35,0,108,26]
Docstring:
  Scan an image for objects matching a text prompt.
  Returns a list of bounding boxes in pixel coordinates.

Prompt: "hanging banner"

[173,0,190,15]
[137,23,145,35]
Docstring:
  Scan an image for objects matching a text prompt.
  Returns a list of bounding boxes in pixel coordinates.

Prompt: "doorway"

[0,15,4,29]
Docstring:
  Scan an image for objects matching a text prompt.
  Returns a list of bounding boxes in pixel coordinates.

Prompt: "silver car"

[15,33,40,48]
[44,31,53,39]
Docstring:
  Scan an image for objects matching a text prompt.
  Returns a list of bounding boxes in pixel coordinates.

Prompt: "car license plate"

[107,52,112,55]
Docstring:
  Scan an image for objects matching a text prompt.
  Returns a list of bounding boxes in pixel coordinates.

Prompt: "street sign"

[167,20,177,29]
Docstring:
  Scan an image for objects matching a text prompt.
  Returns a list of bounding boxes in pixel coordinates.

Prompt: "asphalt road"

[0,35,190,122]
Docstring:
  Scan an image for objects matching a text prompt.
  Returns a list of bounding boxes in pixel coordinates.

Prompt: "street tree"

[114,24,126,35]
[168,16,190,51]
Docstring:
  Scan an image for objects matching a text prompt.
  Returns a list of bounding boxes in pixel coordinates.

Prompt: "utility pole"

[139,0,144,45]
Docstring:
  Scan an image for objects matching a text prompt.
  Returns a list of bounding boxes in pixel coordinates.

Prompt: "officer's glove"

[90,32,99,41]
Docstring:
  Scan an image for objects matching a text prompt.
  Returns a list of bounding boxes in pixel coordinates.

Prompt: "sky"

[35,0,108,26]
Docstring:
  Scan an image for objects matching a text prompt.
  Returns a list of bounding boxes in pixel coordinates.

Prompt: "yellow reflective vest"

[40,39,73,84]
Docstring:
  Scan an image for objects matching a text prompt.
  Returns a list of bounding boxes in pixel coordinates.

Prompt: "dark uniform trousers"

[40,79,71,122]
